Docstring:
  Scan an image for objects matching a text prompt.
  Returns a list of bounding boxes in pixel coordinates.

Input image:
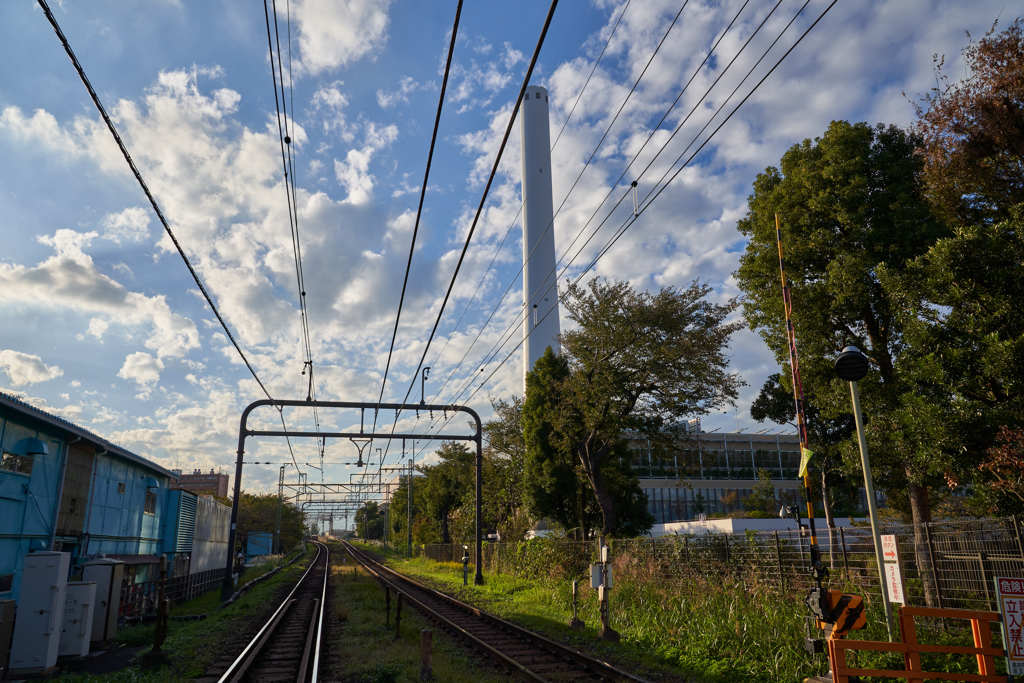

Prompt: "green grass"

[56,547,315,681]
[370,545,1011,683]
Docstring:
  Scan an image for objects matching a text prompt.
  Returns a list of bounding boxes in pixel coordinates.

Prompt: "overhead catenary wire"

[426,0,706,412]
[264,0,318,474]
[415,0,839,454]
[425,0,633,378]
[426,0,760,409]
[38,0,306,475]
[446,0,821,414]
[370,0,464,440]
[373,0,561,476]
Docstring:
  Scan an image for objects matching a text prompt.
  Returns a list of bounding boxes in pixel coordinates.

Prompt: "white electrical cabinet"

[82,558,124,642]
[9,551,70,673]
[59,581,96,657]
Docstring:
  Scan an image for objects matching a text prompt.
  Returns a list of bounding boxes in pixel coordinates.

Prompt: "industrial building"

[170,467,230,497]
[0,392,230,601]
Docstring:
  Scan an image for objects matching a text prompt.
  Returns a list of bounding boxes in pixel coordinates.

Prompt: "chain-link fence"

[422,517,1024,612]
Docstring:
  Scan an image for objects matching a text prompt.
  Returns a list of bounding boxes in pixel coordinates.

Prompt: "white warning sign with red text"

[880,534,905,604]
[995,576,1024,675]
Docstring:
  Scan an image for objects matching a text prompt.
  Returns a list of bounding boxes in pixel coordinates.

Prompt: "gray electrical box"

[589,563,613,589]
[59,582,96,657]
[9,551,70,674]
[82,558,124,643]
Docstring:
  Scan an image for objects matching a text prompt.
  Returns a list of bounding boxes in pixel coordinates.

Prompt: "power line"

[38,0,307,475]
[371,0,464,438]
[424,0,634,378]
[427,0,757,407]
[374,0,561,472]
[417,0,839,451]
[264,0,318,475]
[37,0,273,399]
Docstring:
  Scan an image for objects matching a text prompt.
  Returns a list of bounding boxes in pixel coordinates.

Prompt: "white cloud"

[333,122,397,205]
[0,229,200,358]
[0,350,63,386]
[101,207,151,244]
[117,351,164,391]
[376,76,419,108]
[289,0,392,75]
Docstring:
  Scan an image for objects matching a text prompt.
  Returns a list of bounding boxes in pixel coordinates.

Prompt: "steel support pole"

[407,458,413,557]
[849,380,895,641]
[474,420,483,584]
[274,465,284,553]
[222,424,248,600]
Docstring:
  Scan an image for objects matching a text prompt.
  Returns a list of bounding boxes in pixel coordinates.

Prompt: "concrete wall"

[652,516,867,536]
[191,495,229,574]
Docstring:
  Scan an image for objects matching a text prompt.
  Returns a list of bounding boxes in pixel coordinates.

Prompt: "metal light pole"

[835,345,895,641]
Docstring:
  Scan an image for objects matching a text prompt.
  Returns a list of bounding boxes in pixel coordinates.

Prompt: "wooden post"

[395,593,403,640]
[385,586,391,627]
[420,629,433,681]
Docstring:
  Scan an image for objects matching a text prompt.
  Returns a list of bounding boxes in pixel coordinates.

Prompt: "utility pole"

[407,458,414,557]
[274,465,284,553]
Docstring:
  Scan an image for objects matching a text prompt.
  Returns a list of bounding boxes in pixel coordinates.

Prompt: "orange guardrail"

[829,606,1007,683]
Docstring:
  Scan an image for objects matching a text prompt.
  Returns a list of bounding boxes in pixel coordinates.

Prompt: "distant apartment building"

[171,468,229,498]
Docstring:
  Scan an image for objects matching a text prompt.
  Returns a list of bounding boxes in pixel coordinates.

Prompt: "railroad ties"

[200,541,329,683]
[341,541,647,683]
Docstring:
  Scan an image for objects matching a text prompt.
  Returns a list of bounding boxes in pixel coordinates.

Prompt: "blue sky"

[0,0,1009,495]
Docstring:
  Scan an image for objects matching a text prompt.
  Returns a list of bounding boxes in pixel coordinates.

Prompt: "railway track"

[341,541,647,682]
[208,541,329,683]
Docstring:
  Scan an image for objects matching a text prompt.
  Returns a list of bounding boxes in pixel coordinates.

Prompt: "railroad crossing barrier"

[827,606,1007,682]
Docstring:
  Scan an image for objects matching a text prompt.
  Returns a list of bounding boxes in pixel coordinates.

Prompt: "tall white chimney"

[520,85,560,389]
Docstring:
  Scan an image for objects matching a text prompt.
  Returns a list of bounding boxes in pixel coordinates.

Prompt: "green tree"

[743,469,778,518]
[237,492,305,552]
[912,18,1024,225]
[354,500,386,540]
[522,350,586,533]
[420,442,474,544]
[899,209,1024,514]
[481,397,532,540]
[524,277,742,538]
[735,120,950,604]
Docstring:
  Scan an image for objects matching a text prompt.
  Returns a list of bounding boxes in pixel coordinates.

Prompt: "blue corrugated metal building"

[0,392,178,599]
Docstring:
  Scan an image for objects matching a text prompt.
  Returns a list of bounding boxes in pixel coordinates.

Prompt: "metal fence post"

[923,522,944,609]
[979,552,993,609]
[774,530,786,591]
[839,526,849,578]
[1013,516,1024,559]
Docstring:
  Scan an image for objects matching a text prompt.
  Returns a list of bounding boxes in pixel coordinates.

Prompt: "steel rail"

[217,541,329,682]
[341,541,646,682]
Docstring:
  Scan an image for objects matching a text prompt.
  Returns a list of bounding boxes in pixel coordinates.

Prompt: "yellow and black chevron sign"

[817,590,867,638]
